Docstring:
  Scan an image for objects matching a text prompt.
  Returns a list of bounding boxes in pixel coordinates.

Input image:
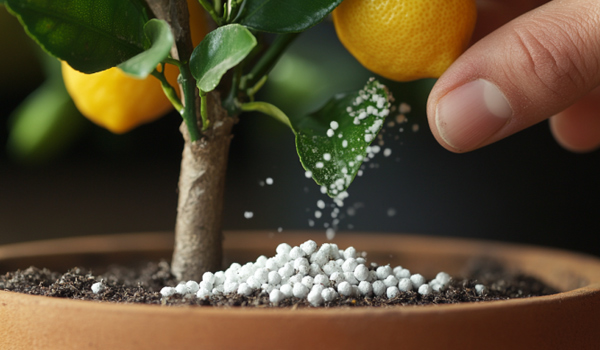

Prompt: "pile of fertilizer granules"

[155,240,497,306]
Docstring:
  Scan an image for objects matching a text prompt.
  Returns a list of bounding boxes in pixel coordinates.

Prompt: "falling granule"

[304,171,312,178]
[331,207,340,218]
[387,208,397,217]
[277,227,283,232]
[412,123,419,132]
[308,219,315,227]
[317,200,325,209]
[326,228,335,240]
[369,145,381,154]
[315,211,322,219]
[266,177,274,185]
[399,102,411,114]
[258,181,265,186]
[383,148,392,157]
[244,211,254,219]
[395,114,407,124]
[320,186,327,194]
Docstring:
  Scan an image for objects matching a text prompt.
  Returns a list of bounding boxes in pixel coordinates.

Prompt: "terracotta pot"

[1,231,599,349]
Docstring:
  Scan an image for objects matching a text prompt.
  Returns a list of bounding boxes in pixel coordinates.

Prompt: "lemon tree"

[333,0,477,81]
[4,0,478,281]
[5,0,385,281]
[6,0,470,281]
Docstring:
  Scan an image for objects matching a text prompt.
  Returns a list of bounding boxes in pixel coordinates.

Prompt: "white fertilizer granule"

[475,284,488,296]
[158,240,467,307]
[91,281,106,294]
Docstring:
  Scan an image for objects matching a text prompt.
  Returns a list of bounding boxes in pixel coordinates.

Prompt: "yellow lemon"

[62,62,181,133]
[332,0,477,81]
[62,0,209,133]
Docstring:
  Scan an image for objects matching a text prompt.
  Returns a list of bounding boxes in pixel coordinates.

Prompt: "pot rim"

[2,231,599,349]
[1,230,599,315]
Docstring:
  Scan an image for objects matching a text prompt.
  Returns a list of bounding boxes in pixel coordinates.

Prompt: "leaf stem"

[151,67,183,112]
[246,75,267,101]
[164,57,183,68]
[223,65,242,115]
[214,0,222,15]
[200,90,211,131]
[180,63,202,141]
[241,33,299,90]
[198,0,224,26]
[241,101,293,130]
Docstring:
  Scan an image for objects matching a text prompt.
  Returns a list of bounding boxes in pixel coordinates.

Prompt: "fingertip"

[426,62,482,154]
[550,102,600,153]
[427,85,460,153]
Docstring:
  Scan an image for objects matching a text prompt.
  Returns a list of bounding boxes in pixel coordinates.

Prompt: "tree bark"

[147,0,236,281]
[146,0,190,46]
[171,91,237,281]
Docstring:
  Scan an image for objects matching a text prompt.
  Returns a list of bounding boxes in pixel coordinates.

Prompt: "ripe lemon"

[62,62,179,133]
[332,0,477,81]
[62,0,209,134]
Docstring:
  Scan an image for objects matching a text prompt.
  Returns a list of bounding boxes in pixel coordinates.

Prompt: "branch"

[146,0,201,140]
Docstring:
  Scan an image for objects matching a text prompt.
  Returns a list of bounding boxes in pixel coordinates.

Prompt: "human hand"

[426,0,600,153]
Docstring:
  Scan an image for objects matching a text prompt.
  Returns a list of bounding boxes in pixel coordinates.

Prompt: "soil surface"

[0,259,558,308]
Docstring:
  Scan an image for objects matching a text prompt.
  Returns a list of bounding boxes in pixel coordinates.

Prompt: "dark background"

[1,8,599,258]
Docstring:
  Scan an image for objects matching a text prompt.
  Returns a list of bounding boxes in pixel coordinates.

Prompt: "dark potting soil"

[0,259,558,308]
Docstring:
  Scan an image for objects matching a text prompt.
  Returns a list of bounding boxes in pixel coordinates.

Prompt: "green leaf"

[7,79,86,165]
[235,0,343,33]
[190,24,257,93]
[5,0,148,73]
[242,79,391,198]
[294,79,391,198]
[118,19,174,79]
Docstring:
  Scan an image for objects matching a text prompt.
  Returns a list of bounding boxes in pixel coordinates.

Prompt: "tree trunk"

[171,91,237,281]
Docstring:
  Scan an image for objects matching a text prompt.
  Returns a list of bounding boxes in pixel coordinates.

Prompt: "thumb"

[427,0,600,153]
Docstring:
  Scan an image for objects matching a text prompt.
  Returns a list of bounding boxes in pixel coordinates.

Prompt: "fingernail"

[435,79,512,151]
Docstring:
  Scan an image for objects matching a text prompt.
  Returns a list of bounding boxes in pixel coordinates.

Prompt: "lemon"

[332,0,477,81]
[62,63,180,133]
[62,0,209,133]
